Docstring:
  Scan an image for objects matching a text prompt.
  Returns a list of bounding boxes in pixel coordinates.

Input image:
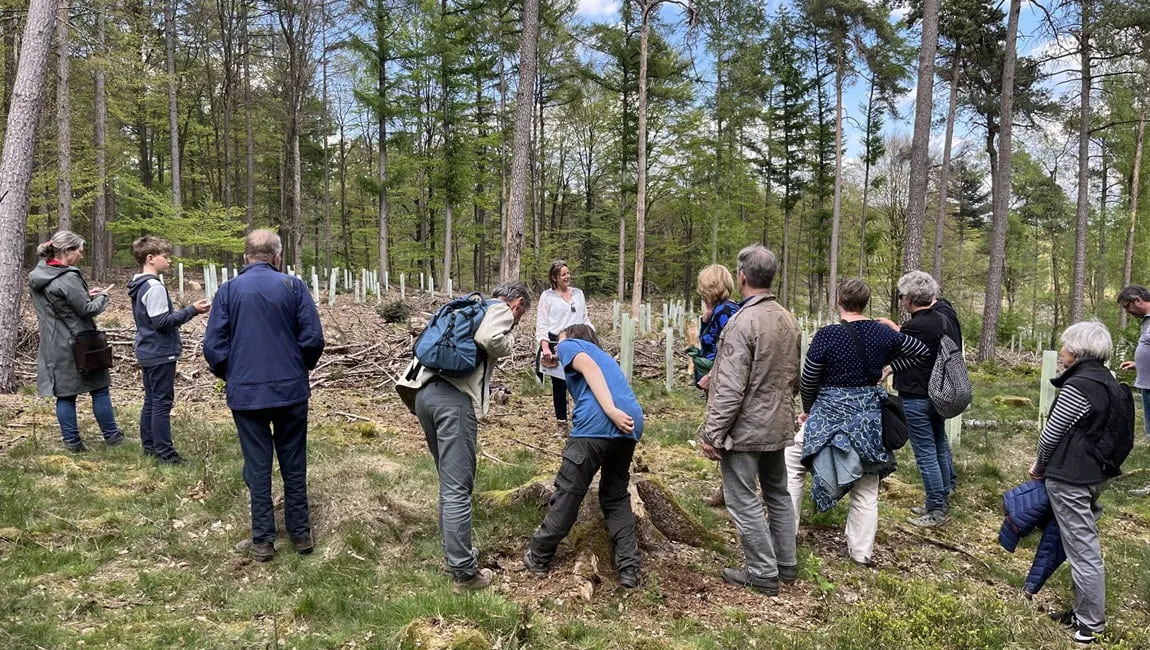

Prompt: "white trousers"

[785,425,880,564]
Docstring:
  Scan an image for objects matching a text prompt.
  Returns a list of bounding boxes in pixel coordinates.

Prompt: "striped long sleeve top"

[1034,385,1092,475]
[800,321,931,413]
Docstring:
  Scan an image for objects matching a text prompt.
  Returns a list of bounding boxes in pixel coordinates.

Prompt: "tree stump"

[479,472,713,600]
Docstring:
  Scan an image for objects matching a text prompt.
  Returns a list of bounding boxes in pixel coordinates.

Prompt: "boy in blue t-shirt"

[523,324,645,589]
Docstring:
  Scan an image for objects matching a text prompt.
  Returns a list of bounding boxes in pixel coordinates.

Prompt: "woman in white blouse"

[536,260,594,435]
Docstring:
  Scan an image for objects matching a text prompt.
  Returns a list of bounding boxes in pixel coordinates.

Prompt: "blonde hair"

[697,264,734,306]
[37,230,85,259]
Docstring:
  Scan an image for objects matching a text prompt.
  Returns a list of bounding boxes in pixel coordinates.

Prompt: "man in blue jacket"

[204,230,325,562]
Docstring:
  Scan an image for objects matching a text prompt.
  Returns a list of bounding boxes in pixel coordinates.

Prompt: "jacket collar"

[738,293,777,309]
[1051,358,1109,389]
[239,261,277,275]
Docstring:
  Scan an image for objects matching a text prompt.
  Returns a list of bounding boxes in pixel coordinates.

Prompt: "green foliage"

[378,300,411,323]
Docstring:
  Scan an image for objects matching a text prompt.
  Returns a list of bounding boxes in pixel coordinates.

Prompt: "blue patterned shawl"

[801,386,896,511]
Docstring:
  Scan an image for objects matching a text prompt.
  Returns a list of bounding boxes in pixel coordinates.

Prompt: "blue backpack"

[413,292,490,377]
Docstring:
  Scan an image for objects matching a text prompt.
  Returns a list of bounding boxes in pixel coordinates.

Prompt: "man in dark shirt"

[204,230,326,562]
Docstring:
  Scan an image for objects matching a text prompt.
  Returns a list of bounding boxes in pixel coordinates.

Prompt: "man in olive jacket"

[700,244,801,595]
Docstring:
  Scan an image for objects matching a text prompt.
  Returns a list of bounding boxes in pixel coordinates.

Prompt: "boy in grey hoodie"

[127,236,210,463]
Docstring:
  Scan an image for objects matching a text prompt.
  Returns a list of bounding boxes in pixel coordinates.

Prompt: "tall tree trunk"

[377,0,389,284]
[499,0,538,282]
[978,0,1021,361]
[217,0,235,210]
[168,0,183,211]
[55,0,70,231]
[859,75,877,279]
[828,45,845,316]
[932,52,960,283]
[242,0,253,229]
[1095,152,1107,307]
[903,0,940,273]
[1121,107,1146,328]
[93,2,107,281]
[0,0,57,392]
[631,1,651,319]
[1070,0,1092,322]
[321,10,330,272]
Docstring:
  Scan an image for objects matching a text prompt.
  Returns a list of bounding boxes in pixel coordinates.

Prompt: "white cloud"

[577,0,620,18]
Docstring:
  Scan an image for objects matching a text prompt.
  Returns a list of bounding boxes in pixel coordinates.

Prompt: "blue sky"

[571,0,1063,164]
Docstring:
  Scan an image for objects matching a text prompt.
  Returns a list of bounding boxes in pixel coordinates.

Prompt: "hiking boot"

[1050,609,1077,628]
[104,433,126,447]
[1128,484,1150,497]
[910,505,927,516]
[1072,622,1099,644]
[556,420,570,437]
[906,510,947,528]
[452,568,494,594]
[703,488,726,508]
[234,539,275,562]
[721,567,779,595]
[157,454,186,466]
[142,448,158,458]
[777,564,798,584]
[523,549,550,575]
[292,534,314,555]
[618,568,641,589]
[63,441,87,453]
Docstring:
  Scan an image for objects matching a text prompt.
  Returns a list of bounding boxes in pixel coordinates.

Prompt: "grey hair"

[1060,320,1112,362]
[37,230,85,259]
[1117,285,1150,306]
[492,281,532,310]
[737,244,778,290]
[897,270,938,307]
[245,229,282,263]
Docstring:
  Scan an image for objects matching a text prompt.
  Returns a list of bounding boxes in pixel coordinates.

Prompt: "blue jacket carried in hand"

[999,479,1065,595]
[203,262,325,411]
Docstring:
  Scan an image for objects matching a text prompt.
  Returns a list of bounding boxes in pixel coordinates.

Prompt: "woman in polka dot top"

[785,278,929,566]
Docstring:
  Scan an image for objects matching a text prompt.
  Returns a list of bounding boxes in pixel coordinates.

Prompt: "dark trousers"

[140,362,177,458]
[233,401,311,544]
[551,377,568,421]
[529,436,640,573]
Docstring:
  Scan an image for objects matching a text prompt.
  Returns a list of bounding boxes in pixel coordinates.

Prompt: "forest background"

[1,0,1150,389]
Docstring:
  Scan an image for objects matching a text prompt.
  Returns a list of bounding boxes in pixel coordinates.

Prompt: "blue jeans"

[56,387,122,446]
[903,397,952,513]
[141,363,178,458]
[1142,389,1150,439]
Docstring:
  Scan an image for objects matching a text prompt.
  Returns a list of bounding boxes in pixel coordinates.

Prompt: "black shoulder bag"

[42,273,114,375]
[841,321,908,451]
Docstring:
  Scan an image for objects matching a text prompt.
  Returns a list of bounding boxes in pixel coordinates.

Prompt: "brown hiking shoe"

[292,534,314,555]
[234,539,275,562]
[452,568,494,594]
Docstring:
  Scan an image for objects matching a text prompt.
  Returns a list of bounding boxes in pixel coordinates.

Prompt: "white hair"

[1060,320,1112,362]
[897,270,939,307]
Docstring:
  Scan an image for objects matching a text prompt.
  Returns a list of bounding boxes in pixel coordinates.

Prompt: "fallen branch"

[480,450,508,465]
[509,437,562,458]
[895,524,992,571]
[329,411,378,425]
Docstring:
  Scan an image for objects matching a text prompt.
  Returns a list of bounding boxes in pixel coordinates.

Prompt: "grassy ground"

[2,361,1149,649]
